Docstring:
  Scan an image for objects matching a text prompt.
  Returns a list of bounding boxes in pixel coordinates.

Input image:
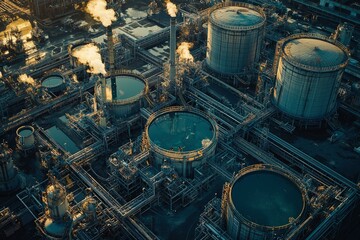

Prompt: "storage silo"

[224,164,307,240]
[16,125,35,153]
[272,34,349,123]
[97,72,148,119]
[145,106,218,178]
[38,178,71,240]
[206,2,266,75]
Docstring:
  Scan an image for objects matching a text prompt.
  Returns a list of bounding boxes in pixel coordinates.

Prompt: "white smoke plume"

[105,86,112,101]
[86,0,117,27]
[165,0,177,17]
[72,43,106,75]
[177,42,194,62]
[18,74,35,86]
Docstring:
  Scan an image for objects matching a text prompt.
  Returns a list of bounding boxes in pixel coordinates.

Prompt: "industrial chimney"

[169,17,176,83]
[107,25,117,99]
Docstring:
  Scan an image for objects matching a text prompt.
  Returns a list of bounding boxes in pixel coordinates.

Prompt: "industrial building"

[0,0,359,240]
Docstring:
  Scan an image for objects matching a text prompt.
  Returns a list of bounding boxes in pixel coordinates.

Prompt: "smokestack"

[169,17,176,83]
[107,25,117,99]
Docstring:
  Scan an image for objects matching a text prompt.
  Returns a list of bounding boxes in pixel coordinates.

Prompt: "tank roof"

[231,169,305,227]
[42,75,64,88]
[210,6,264,28]
[105,75,145,101]
[148,111,215,152]
[283,38,348,69]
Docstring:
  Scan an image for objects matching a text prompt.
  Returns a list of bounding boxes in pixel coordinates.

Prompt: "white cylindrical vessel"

[272,34,349,121]
[16,125,35,150]
[145,106,218,178]
[206,2,266,75]
[43,182,69,220]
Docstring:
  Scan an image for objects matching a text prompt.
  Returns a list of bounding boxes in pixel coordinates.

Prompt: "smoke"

[86,0,117,27]
[105,86,112,101]
[18,74,35,86]
[176,42,194,62]
[165,0,177,17]
[72,43,106,75]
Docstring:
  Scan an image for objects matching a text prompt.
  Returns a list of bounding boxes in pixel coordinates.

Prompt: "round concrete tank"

[145,106,218,178]
[206,2,266,75]
[98,73,147,119]
[272,34,349,121]
[16,125,35,151]
[41,73,66,94]
[226,164,307,240]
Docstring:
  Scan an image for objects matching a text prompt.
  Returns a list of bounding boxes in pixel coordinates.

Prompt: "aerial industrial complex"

[0,0,359,239]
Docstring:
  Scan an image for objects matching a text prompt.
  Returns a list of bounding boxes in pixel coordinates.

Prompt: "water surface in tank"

[46,126,80,154]
[148,112,214,152]
[231,171,304,227]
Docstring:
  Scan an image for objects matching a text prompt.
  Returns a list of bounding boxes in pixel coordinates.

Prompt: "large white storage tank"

[272,34,349,121]
[206,2,266,75]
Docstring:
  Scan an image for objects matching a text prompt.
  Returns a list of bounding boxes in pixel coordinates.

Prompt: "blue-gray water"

[46,126,80,154]
[231,171,304,227]
[148,112,214,152]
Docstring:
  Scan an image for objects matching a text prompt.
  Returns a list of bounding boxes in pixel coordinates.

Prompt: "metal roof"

[283,38,348,68]
[210,6,264,28]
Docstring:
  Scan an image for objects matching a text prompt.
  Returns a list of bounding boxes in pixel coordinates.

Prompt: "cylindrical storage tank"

[272,34,349,121]
[16,125,35,151]
[145,106,218,178]
[97,72,148,119]
[226,164,307,240]
[0,144,19,192]
[206,2,266,75]
[42,182,69,220]
[41,73,66,94]
[82,196,97,220]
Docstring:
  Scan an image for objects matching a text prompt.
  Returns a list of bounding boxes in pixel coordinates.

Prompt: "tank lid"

[211,6,264,28]
[283,38,348,68]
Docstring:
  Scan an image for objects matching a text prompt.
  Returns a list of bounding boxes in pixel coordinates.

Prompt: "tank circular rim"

[98,72,148,105]
[16,125,35,138]
[145,106,218,159]
[228,164,307,231]
[278,33,349,72]
[209,2,266,31]
[41,73,66,89]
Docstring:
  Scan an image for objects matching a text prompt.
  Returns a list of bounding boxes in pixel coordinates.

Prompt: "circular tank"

[272,34,349,121]
[206,2,266,75]
[98,73,147,118]
[16,125,35,150]
[145,106,218,177]
[42,182,69,220]
[43,218,68,240]
[41,73,66,94]
[226,164,307,240]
